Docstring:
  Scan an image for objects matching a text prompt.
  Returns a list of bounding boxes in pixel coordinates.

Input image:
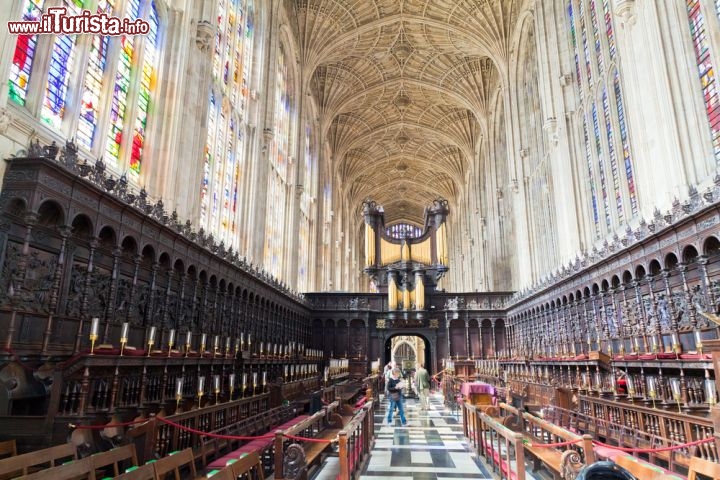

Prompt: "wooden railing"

[499,402,594,478]
[546,403,717,474]
[337,400,374,480]
[462,402,526,480]
[125,393,270,463]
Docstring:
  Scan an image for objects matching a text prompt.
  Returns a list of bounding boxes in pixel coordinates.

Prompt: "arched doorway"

[383,334,432,375]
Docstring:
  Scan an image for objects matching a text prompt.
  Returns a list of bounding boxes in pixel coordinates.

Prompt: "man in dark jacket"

[386,368,407,425]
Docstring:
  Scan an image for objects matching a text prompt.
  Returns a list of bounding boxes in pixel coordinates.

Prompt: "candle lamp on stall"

[213,374,221,405]
[167,329,175,357]
[671,332,681,355]
[200,333,207,356]
[670,378,682,413]
[647,376,657,409]
[89,318,100,355]
[694,330,703,356]
[175,377,184,412]
[705,371,717,408]
[197,376,205,408]
[626,375,636,402]
[229,373,236,401]
[185,331,193,357]
[119,322,129,356]
[147,326,156,357]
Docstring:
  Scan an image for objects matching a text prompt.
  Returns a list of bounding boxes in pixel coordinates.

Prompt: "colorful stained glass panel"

[9,0,44,105]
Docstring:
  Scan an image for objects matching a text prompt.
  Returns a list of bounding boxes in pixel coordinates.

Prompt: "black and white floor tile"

[356,392,494,479]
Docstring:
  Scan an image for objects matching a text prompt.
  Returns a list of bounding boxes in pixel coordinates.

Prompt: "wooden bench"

[0,441,16,460]
[153,448,197,480]
[615,454,684,480]
[334,401,374,480]
[687,456,720,479]
[499,402,594,480]
[114,462,156,480]
[462,402,526,480]
[200,405,296,467]
[14,457,95,480]
[206,411,310,470]
[202,451,265,480]
[0,442,76,479]
[273,401,342,480]
[88,443,138,477]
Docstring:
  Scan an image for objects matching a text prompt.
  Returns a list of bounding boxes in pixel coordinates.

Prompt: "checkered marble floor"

[356,392,493,479]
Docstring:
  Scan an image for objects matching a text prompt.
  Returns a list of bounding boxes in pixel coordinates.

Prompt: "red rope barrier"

[284,434,334,443]
[527,439,582,448]
[70,418,149,429]
[525,436,715,453]
[156,416,275,441]
[591,437,714,453]
[157,416,333,443]
[3,346,38,372]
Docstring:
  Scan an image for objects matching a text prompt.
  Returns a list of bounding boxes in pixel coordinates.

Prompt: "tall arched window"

[106,0,160,174]
[297,124,317,291]
[568,0,638,236]
[264,43,293,278]
[8,0,44,106]
[41,0,86,129]
[517,19,558,277]
[77,0,116,149]
[200,0,254,249]
[8,0,163,177]
[686,0,720,162]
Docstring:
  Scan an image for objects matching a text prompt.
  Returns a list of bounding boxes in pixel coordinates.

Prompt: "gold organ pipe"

[412,237,431,264]
[416,275,425,310]
[388,275,398,310]
[403,287,410,311]
[380,238,402,265]
[401,241,410,262]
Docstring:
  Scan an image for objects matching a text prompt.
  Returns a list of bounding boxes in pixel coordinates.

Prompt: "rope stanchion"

[70,418,149,429]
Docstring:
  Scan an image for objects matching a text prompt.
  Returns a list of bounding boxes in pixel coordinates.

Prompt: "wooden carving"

[560,449,584,480]
[283,443,307,480]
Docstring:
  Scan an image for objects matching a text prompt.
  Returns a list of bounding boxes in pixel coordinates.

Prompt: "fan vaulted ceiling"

[291,0,525,224]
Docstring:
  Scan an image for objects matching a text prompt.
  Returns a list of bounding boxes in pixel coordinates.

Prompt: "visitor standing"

[386,368,407,425]
[415,362,431,410]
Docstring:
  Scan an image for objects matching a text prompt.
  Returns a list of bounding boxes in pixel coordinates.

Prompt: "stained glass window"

[201,0,254,249]
[602,87,622,219]
[9,0,45,106]
[569,0,637,231]
[41,0,85,128]
[298,125,317,291]
[77,0,115,149]
[687,0,720,162]
[130,2,159,173]
[106,0,142,164]
[614,72,638,214]
[386,224,422,239]
[264,44,292,277]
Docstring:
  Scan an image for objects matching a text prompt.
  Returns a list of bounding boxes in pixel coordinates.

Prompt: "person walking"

[386,368,407,425]
[383,363,393,398]
[415,362,431,410]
